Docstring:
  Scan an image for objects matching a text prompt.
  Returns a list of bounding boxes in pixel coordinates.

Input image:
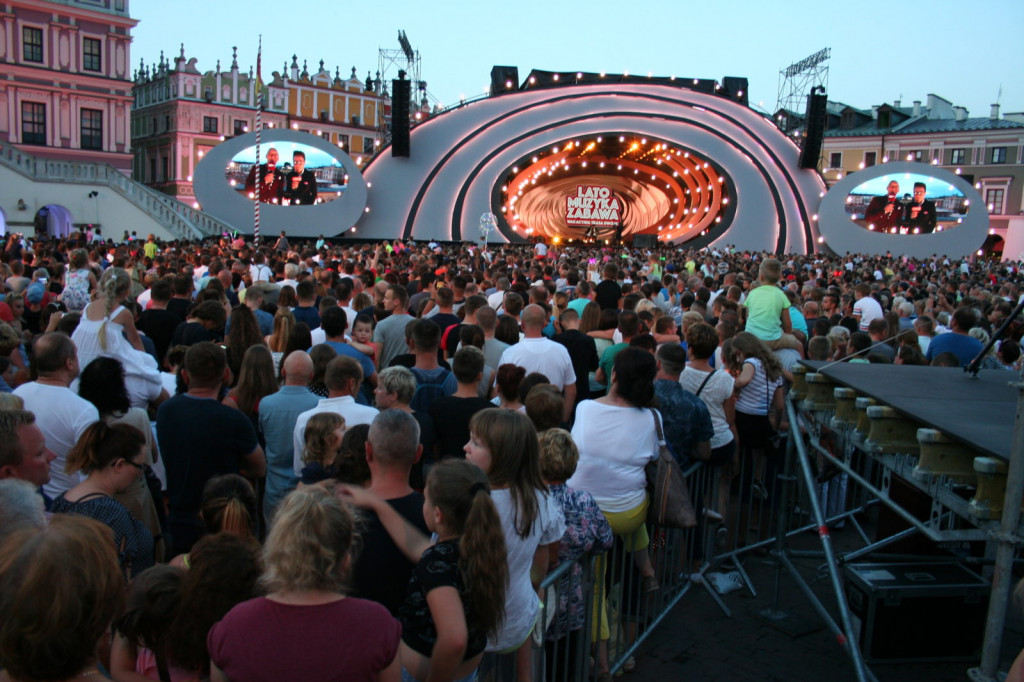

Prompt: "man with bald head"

[498,304,576,421]
[258,351,319,522]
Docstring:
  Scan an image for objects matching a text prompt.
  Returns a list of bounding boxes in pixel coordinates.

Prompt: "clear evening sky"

[131,0,1023,117]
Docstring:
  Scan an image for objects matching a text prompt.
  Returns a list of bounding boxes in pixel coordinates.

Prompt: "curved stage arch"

[357,83,826,252]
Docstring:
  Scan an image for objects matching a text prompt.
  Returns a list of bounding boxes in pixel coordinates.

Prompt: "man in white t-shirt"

[498,305,575,421]
[13,334,98,499]
[852,282,883,332]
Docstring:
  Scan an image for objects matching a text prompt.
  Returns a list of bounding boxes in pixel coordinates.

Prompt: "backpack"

[410,369,452,413]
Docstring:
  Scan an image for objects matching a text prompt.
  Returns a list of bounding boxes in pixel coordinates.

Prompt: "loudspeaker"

[391,77,411,158]
[800,91,828,169]
[722,77,748,106]
[490,66,519,95]
[632,234,658,249]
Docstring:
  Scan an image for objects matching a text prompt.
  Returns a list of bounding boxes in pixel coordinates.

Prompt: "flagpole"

[253,35,262,244]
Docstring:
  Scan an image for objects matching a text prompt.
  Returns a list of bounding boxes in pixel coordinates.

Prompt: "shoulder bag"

[644,408,698,529]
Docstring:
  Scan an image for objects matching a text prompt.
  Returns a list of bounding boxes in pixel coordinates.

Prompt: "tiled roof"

[825,116,1024,137]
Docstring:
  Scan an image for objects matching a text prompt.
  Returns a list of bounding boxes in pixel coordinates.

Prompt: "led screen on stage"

[845,172,968,235]
[226,142,348,206]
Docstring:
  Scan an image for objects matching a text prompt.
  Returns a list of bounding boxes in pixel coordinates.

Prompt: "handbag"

[644,408,698,529]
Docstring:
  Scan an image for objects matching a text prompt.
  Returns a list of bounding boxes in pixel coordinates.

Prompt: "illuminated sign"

[565,185,621,227]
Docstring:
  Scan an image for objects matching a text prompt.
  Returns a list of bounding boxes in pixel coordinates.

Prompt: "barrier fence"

[532,387,1021,682]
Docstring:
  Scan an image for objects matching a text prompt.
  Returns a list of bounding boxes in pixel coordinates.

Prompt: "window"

[80,109,103,150]
[83,37,101,72]
[986,189,1005,214]
[321,131,330,141]
[21,102,46,145]
[149,157,156,183]
[164,115,170,132]
[22,27,43,63]
[203,117,218,134]
[864,151,877,168]
[877,111,891,128]
[906,150,923,162]
[992,147,1007,164]
[162,156,169,182]
[950,148,965,165]
[828,152,842,169]
[337,134,348,149]
[233,120,247,136]
[364,136,374,152]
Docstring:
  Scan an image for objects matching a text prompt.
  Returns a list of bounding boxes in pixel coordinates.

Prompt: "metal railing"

[530,390,1019,681]
[0,142,233,241]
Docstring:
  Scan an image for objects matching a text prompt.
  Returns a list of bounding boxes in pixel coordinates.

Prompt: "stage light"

[529,76,536,84]
[532,157,538,163]
[964,199,970,206]
[693,78,698,84]
[582,162,587,167]
[513,166,518,172]
[364,207,370,213]
[623,71,629,77]
[219,135,225,141]
[198,151,204,157]
[553,74,559,81]
[506,80,512,88]
[599,162,605,168]
[737,90,743,97]
[292,123,298,129]
[817,236,824,243]
[811,214,818,221]
[641,138,647,144]
[956,167,962,174]
[882,156,888,162]
[600,72,605,77]
[722,198,729,205]
[576,72,582,79]
[188,175,193,182]
[193,202,199,209]
[617,165,622,170]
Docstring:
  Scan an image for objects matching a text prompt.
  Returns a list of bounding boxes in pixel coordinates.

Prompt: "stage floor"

[802,362,1018,461]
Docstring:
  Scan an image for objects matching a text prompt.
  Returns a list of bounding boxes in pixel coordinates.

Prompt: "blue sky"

[131,0,1022,116]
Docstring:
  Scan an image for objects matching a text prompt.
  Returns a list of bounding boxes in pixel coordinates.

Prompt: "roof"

[825,115,1024,138]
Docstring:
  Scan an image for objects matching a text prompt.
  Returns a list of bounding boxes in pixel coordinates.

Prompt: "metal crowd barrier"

[532,378,1024,681]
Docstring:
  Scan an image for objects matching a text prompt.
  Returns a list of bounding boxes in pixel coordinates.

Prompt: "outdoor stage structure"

[193,70,990,257]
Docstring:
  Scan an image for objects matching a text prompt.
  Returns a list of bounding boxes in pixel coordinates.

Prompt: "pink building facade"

[0,0,137,173]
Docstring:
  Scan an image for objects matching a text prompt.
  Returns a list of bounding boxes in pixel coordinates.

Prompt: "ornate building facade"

[131,46,388,204]
[0,0,137,172]
[818,95,1024,246]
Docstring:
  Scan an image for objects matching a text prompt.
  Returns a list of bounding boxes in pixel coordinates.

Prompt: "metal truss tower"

[377,30,423,147]
[775,48,830,133]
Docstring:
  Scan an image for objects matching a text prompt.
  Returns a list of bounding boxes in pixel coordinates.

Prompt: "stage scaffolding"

[775,47,830,134]
[376,30,422,148]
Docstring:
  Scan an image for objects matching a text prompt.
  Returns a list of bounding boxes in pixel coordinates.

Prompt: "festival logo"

[565,186,621,227]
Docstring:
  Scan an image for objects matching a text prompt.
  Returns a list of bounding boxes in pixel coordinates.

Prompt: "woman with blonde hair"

[72,266,165,409]
[208,486,401,681]
[265,307,294,374]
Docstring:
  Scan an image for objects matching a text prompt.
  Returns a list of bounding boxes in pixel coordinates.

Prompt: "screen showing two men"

[226,142,347,206]
[844,173,968,234]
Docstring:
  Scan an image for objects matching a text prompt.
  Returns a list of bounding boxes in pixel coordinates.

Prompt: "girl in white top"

[464,409,565,681]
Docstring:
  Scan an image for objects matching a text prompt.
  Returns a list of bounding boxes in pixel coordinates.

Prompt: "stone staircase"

[0,142,233,241]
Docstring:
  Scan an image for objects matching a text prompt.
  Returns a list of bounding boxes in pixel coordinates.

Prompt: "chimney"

[913,100,921,116]
[954,106,968,122]
[894,99,901,108]
[871,105,879,120]
[990,103,1000,120]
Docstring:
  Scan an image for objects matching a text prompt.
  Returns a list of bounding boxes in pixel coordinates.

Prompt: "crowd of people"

[0,228,1022,682]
